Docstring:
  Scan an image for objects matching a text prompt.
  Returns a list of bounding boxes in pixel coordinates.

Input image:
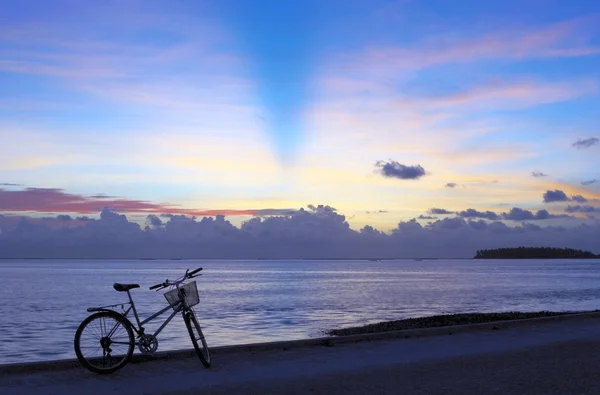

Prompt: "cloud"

[0,4,268,165]
[501,208,569,221]
[337,16,600,80]
[0,183,21,186]
[399,80,598,111]
[146,214,163,227]
[457,209,500,220]
[253,209,300,217]
[305,17,600,184]
[394,217,599,257]
[366,210,389,214]
[428,208,455,215]
[375,160,427,180]
[542,189,595,204]
[532,171,548,178]
[455,207,571,221]
[1,206,599,259]
[445,182,458,188]
[0,187,295,218]
[543,189,570,203]
[582,179,598,186]
[417,215,437,220]
[571,195,588,203]
[306,204,338,214]
[565,205,600,213]
[572,137,599,149]
[89,194,116,199]
[0,213,89,231]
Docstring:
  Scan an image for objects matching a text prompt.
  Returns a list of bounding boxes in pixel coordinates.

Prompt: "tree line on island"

[474,247,599,259]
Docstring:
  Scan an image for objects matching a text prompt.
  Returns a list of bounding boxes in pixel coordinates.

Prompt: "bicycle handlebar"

[148,267,203,290]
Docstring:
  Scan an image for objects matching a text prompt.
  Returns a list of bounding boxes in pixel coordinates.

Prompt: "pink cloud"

[0,8,252,116]
[395,79,598,110]
[0,187,294,218]
[338,16,599,74]
[0,58,122,79]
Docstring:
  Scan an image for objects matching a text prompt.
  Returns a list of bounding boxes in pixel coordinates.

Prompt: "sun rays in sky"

[1,0,599,233]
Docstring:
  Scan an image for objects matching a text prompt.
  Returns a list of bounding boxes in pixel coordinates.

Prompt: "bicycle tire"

[184,310,211,368]
[74,311,135,374]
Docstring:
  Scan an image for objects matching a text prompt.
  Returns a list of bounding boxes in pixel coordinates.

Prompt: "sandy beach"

[2,314,600,394]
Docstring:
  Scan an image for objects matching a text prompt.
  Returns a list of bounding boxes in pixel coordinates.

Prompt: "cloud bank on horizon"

[1,0,600,256]
[1,201,599,259]
[1,187,599,258]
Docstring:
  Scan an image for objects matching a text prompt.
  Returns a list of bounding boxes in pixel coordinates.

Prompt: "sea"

[1,258,600,365]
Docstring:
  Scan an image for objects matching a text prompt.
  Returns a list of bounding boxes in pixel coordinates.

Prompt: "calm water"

[1,259,600,365]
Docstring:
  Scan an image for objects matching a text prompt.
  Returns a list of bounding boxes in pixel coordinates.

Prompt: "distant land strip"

[474,247,599,259]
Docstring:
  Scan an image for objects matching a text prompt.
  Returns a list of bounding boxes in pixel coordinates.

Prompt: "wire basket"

[164,281,199,310]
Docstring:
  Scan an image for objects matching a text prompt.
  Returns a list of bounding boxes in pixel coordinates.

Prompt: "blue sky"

[1,0,599,235]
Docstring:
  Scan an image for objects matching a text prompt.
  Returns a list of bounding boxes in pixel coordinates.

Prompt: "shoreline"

[5,312,600,395]
[3,310,600,375]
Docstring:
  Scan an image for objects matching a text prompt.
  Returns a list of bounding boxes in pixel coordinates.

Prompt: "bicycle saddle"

[113,283,140,292]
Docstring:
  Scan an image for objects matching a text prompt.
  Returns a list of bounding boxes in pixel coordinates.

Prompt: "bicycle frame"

[88,289,192,343]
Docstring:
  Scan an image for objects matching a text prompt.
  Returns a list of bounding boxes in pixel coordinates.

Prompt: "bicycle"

[73,267,210,374]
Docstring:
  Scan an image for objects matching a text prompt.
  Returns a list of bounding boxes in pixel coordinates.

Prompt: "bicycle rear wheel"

[74,311,135,374]
[184,310,210,368]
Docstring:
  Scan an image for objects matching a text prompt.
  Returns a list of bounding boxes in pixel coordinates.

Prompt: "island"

[474,247,599,259]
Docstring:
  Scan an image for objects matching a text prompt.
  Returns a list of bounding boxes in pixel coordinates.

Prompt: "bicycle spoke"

[88,319,102,340]
[82,345,102,358]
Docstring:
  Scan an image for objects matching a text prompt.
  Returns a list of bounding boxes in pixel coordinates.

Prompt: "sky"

[1,0,600,257]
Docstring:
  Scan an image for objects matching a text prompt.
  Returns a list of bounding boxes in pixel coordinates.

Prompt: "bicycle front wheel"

[184,310,210,368]
[74,311,135,374]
